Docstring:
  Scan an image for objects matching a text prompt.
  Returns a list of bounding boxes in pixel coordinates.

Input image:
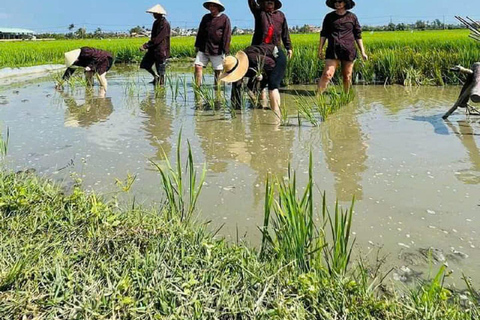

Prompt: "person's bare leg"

[145,67,159,83]
[317,59,339,94]
[269,89,281,121]
[195,65,203,87]
[96,72,108,93]
[260,88,268,109]
[341,60,355,92]
[214,70,222,88]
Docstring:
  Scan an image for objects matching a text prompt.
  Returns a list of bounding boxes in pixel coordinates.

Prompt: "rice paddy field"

[2,29,480,318]
[1,30,480,85]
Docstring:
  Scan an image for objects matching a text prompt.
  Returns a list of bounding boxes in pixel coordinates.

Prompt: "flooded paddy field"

[1,66,480,286]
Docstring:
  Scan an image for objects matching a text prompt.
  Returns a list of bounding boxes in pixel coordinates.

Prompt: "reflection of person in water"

[321,111,368,201]
[445,120,480,184]
[194,112,249,173]
[61,90,113,128]
[139,92,173,161]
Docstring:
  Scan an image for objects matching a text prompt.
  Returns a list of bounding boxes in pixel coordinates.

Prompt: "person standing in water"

[194,0,231,87]
[317,0,367,93]
[58,47,113,97]
[140,4,171,86]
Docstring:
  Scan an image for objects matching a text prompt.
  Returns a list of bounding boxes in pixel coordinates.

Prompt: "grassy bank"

[0,169,478,318]
[1,30,480,85]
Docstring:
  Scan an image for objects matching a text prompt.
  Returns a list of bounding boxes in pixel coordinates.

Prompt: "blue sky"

[0,0,479,33]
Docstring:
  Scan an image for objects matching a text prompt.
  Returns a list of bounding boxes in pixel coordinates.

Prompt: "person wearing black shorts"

[219,43,286,121]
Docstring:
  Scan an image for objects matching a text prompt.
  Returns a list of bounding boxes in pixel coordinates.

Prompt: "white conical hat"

[203,0,225,12]
[146,4,167,15]
[64,49,81,68]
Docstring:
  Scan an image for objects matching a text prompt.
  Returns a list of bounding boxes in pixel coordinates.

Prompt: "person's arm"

[62,67,76,81]
[281,15,293,58]
[319,16,330,59]
[248,0,259,14]
[195,16,206,52]
[318,36,327,59]
[223,17,232,55]
[353,15,367,60]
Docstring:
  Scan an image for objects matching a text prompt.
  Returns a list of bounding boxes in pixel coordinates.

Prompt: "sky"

[0,0,479,33]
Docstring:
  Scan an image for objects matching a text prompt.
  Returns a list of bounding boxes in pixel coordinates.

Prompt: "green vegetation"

[2,30,480,85]
[0,144,479,318]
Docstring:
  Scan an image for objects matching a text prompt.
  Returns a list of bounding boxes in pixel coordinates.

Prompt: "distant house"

[0,27,35,40]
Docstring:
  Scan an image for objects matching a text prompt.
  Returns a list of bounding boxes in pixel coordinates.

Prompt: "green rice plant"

[0,127,9,161]
[260,152,322,272]
[2,31,480,85]
[149,132,206,222]
[293,87,354,126]
[261,152,357,276]
[322,194,355,276]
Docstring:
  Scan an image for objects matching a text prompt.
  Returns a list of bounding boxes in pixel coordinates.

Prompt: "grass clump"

[0,163,478,318]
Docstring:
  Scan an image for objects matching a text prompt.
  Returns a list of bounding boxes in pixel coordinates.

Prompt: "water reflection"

[321,109,368,201]
[445,119,480,184]
[195,109,295,205]
[139,92,173,160]
[62,90,113,128]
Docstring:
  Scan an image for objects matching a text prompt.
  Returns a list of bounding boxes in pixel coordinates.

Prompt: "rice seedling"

[149,132,206,222]
[0,127,9,161]
[293,87,355,126]
[261,152,356,275]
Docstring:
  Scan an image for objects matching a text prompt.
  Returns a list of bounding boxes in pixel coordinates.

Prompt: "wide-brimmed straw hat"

[326,0,355,10]
[203,0,225,12]
[259,0,282,10]
[146,4,167,15]
[65,49,81,68]
[220,51,249,83]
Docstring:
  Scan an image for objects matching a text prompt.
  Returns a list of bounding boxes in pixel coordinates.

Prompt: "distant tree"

[298,24,310,33]
[75,27,87,38]
[68,24,75,31]
[232,26,238,35]
[415,20,426,30]
[386,22,396,31]
[129,25,145,35]
[432,18,443,30]
[94,28,103,37]
[395,23,407,31]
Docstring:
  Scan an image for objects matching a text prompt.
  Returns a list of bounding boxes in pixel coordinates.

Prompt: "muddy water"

[1,67,480,286]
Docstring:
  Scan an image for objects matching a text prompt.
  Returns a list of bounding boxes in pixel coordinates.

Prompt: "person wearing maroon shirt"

[248,0,293,59]
[194,0,231,87]
[317,0,367,93]
[140,4,171,86]
[58,47,113,97]
[220,43,287,122]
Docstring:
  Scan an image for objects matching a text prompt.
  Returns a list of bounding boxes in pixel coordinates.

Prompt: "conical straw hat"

[64,49,81,68]
[220,51,249,83]
[203,0,225,12]
[146,4,167,15]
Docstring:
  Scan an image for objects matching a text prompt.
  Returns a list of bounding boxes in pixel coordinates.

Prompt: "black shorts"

[140,50,166,70]
[267,49,286,90]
